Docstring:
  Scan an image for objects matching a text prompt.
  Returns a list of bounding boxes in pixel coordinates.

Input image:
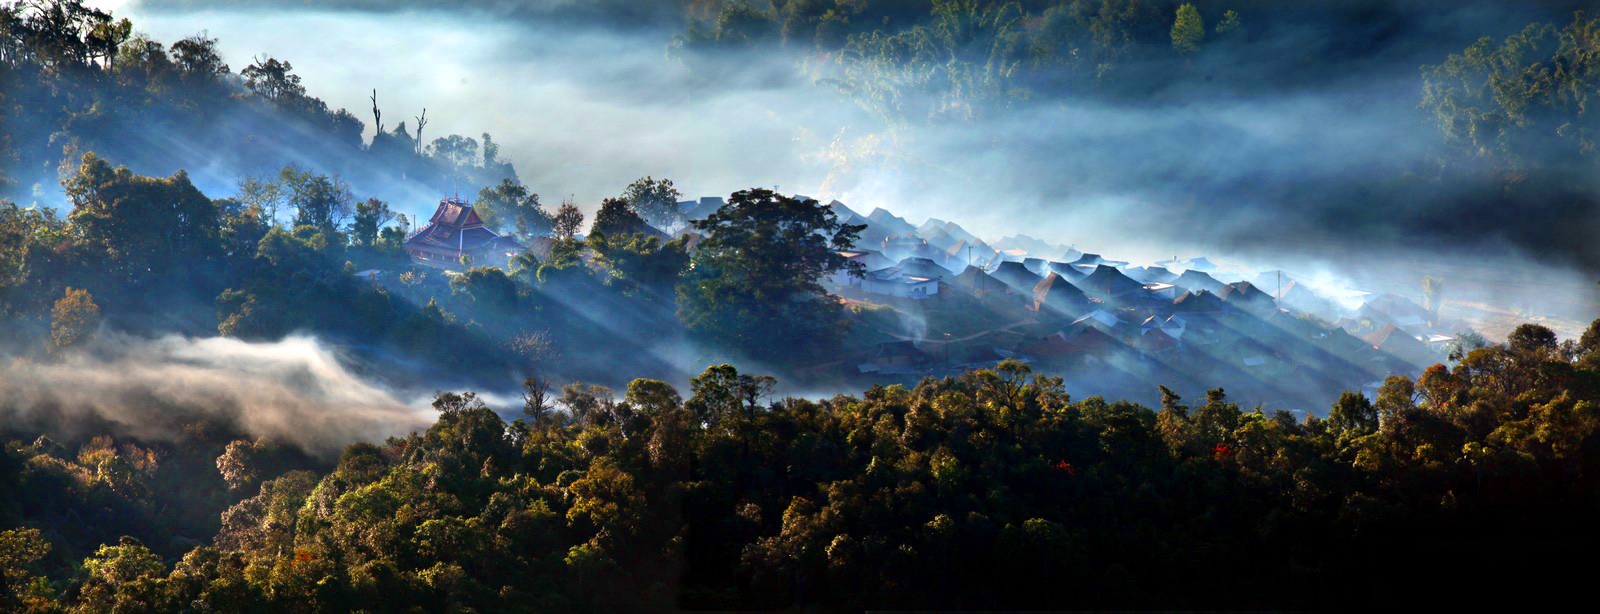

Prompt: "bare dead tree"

[414,108,428,155]
[522,375,554,424]
[369,89,383,134]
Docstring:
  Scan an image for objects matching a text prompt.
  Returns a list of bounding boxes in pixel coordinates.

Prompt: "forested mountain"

[5,327,1600,610]
[0,0,516,208]
[4,1,1600,611]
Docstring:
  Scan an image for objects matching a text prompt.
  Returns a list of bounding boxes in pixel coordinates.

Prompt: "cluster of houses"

[393,192,1460,407]
[817,201,1458,400]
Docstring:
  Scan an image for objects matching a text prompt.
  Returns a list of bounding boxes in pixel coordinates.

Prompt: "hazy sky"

[77,1,1598,325]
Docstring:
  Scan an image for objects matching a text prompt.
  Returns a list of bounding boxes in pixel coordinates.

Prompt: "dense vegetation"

[4,322,1600,610]
[0,0,515,205]
[674,0,1600,269]
[5,3,1600,609]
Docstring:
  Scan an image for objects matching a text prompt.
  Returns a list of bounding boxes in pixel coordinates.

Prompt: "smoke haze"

[0,334,435,457]
[89,1,1595,276]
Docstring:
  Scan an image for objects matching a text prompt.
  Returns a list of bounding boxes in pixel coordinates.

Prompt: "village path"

[886,317,1037,345]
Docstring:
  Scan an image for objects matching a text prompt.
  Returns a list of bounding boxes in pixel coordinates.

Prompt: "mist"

[79,1,1592,332]
[0,334,437,458]
[96,1,1587,265]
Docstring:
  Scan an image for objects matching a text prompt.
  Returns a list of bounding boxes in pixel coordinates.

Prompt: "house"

[945,240,996,270]
[1172,290,1227,314]
[1229,337,1276,370]
[991,261,1044,293]
[1141,314,1186,339]
[1139,328,1181,356]
[1047,261,1088,282]
[1272,280,1344,320]
[949,345,1013,372]
[1359,294,1432,334]
[861,265,940,299]
[1143,282,1179,299]
[1033,272,1089,317]
[881,234,930,256]
[679,196,726,221]
[952,265,1009,295]
[1365,324,1434,368]
[1022,257,1049,276]
[1072,309,1129,335]
[1078,265,1145,301]
[829,250,893,287]
[1174,269,1225,293]
[866,208,919,236]
[859,341,933,373]
[920,227,962,251]
[1218,281,1277,314]
[1127,266,1178,284]
[1159,256,1218,272]
[1020,326,1117,360]
[403,197,524,269]
[892,257,952,279]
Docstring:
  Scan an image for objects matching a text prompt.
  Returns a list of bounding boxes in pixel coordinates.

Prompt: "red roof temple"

[403,197,523,269]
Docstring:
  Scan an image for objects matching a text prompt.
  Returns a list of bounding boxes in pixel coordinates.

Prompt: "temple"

[403,197,523,269]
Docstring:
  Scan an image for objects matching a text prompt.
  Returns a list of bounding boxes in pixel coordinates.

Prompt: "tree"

[429,134,480,184]
[169,33,229,82]
[588,232,690,301]
[1214,9,1242,39]
[620,176,685,233]
[50,287,100,351]
[1421,12,1600,171]
[590,197,649,238]
[241,56,306,105]
[1580,318,1600,356]
[0,528,51,612]
[215,439,262,491]
[676,189,863,360]
[351,197,393,247]
[475,178,551,240]
[1508,323,1558,354]
[279,166,351,232]
[1327,390,1377,435]
[64,153,222,290]
[450,266,518,315]
[74,537,167,613]
[552,199,585,241]
[522,375,556,424]
[1171,3,1205,54]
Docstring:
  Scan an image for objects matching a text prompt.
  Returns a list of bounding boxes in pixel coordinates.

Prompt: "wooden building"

[403,197,523,269]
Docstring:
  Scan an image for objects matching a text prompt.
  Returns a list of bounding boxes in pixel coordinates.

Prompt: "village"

[390,192,1465,411]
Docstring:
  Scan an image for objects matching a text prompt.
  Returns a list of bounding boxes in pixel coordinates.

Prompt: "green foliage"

[1170,3,1205,54]
[619,176,684,232]
[4,319,1600,609]
[589,197,650,238]
[587,230,690,302]
[475,177,551,241]
[551,200,584,241]
[49,286,99,351]
[676,189,863,361]
[64,152,221,291]
[1215,9,1242,38]
[826,0,1027,125]
[0,528,52,612]
[1421,11,1600,171]
[350,197,392,248]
